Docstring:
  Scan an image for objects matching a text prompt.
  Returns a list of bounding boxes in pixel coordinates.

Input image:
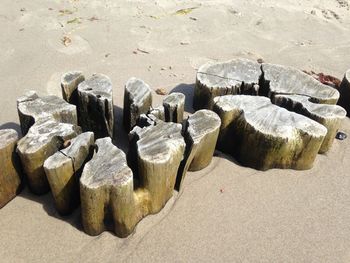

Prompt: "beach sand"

[1,0,350,262]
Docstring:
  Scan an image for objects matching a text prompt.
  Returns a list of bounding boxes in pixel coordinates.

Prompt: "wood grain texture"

[163,92,185,123]
[17,119,81,194]
[44,132,94,215]
[0,129,22,208]
[17,91,78,136]
[273,94,346,153]
[213,95,327,170]
[61,71,85,105]
[78,74,114,138]
[176,110,221,190]
[123,77,152,131]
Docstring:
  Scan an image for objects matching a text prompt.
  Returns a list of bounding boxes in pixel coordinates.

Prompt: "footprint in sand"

[48,35,92,55]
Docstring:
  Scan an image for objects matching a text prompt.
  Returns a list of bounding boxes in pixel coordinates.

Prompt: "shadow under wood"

[0,122,22,137]
[113,105,129,154]
[170,83,195,114]
[18,186,84,232]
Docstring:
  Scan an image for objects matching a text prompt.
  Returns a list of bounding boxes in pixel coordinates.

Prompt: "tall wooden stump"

[78,74,114,138]
[17,119,81,194]
[61,71,85,105]
[44,132,94,215]
[17,91,78,136]
[0,129,22,208]
[80,137,137,237]
[213,95,327,170]
[163,92,185,123]
[123,77,152,132]
[176,110,221,190]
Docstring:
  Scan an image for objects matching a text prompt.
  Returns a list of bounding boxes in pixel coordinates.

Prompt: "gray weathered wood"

[163,92,185,123]
[123,77,152,131]
[80,137,137,237]
[261,63,340,104]
[273,94,346,153]
[0,129,22,208]
[17,91,78,136]
[17,118,81,194]
[44,132,94,215]
[78,74,114,138]
[61,71,85,105]
[338,69,350,116]
[149,105,165,121]
[176,110,221,190]
[194,59,261,110]
[213,95,327,170]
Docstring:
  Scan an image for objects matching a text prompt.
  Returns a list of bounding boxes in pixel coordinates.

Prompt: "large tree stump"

[261,63,340,104]
[0,129,22,208]
[273,94,346,153]
[123,77,152,132]
[17,91,78,136]
[176,110,221,190]
[163,92,185,123]
[338,69,350,116]
[44,132,94,215]
[61,71,85,105]
[17,119,81,194]
[194,59,341,110]
[80,137,137,237]
[133,121,185,212]
[78,74,114,139]
[194,59,261,110]
[213,95,327,170]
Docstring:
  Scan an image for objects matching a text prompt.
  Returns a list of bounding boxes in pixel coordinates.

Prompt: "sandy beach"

[1,0,350,262]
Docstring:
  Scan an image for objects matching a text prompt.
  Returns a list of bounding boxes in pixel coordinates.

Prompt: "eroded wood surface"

[61,71,85,105]
[338,69,350,116]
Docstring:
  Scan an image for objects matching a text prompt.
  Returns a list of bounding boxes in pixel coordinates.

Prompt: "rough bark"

[194,59,261,110]
[17,118,81,194]
[61,71,85,105]
[17,91,78,136]
[78,74,114,139]
[175,110,221,190]
[337,69,350,116]
[0,129,22,208]
[213,95,327,170]
[163,92,185,123]
[123,77,152,132]
[44,132,94,215]
[273,94,346,153]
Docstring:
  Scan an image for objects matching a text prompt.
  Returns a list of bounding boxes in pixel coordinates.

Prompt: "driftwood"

[44,132,94,214]
[273,95,346,153]
[17,119,81,194]
[149,105,165,121]
[194,59,341,110]
[0,129,22,208]
[338,69,350,116]
[123,77,152,132]
[78,74,114,138]
[17,91,78,136]
[61,71,85,105]
[163,92,185,123]
[176,110,221,190]
[194,59,261,110]
[213,95,327,170]
[261,63,340,104]
[81,121,185,237]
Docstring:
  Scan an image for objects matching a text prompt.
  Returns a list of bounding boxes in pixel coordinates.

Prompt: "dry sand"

[1,0,350,262]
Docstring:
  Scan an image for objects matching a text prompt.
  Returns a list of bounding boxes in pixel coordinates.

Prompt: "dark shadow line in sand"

[169,83,195,114]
